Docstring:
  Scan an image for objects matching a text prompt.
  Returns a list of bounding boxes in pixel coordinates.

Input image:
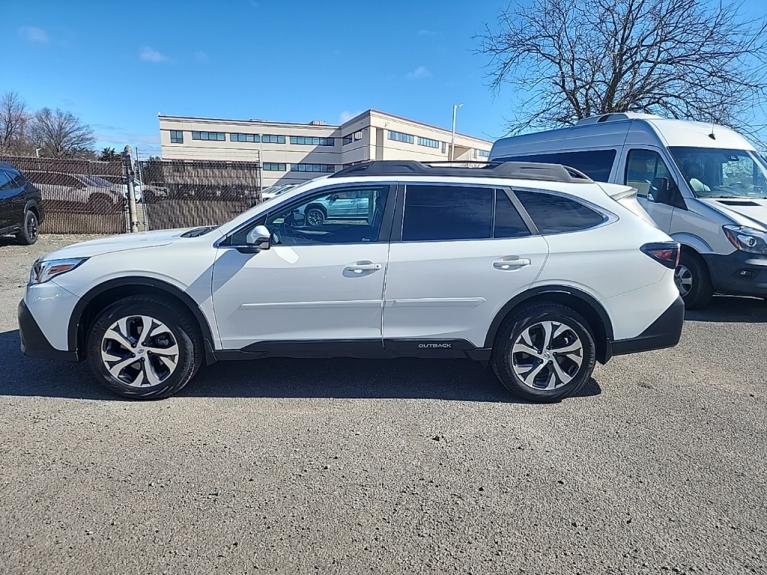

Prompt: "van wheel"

[86,295,202,399]
[492,303,596,403]
[16,210,39,245]
[675,251,712,309]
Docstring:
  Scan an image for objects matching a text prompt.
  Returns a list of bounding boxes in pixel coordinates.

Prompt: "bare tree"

[29,107,95,157]
[479,0,767,135]
[0,91,30,152]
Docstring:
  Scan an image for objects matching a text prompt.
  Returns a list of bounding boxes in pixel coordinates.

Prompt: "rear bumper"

[703,251,767,297]
[18,300,78,361]
[609,296,684,357]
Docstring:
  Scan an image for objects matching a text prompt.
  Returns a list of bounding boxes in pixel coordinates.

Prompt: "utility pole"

[123,145,139,233]
[450,103,463,161]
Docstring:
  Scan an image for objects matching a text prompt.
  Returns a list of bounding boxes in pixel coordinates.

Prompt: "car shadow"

[0,330,601,402]
[685,295,767,323]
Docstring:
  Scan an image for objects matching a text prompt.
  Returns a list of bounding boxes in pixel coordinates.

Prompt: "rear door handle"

[345,261,383,274]
[493,256,531,271]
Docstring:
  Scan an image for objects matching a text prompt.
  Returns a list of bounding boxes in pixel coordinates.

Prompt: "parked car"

[23,171,124,212]
[260,184,296,201]
[490,112,767,308]
[0,162,44,245]
[19,160,683,401]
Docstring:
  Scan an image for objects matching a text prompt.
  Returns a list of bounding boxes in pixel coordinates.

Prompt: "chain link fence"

[1,155,129,234]
[139,159,261,230]
[2,154,262,234]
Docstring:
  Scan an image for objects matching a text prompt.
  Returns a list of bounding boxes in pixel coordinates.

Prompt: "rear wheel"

[16,209,39,245]
[675,251,712,309]
[305,207,326,227]
[86,296,202,399]
[492,303,596,402]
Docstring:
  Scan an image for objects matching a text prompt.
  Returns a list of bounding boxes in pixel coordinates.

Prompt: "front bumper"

[18,300,78,361]
[703,251,767,297]
[609,296,685,357]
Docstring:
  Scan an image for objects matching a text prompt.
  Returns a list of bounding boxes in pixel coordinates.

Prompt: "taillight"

[640,242,680,269]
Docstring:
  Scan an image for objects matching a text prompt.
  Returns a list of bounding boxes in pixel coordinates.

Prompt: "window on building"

[625,149,677,198]
[289,136,335,146]
[261,134,286,144]
[263,162,287,171]
[388,130,414,144]
[230,133,260,143]
[417,137,440,149]
[497,150,617,182]
[342,131,363,145]
[494,191,531,238]
[402,185,494,241]
[170,130,184,144]
[515,190,606,234]
[290,163,336,173]
[191,131,226,141]
[477,149,490,158]
[441,142,447,154]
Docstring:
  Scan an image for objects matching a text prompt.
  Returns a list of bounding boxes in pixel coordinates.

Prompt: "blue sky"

[2,0,765,156]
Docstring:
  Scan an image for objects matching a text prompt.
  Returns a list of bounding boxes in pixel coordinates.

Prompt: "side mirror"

[650,177,671,204]
[237,225,271,253]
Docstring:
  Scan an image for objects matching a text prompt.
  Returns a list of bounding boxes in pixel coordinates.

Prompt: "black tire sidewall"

[306,207,325,226]
[678,252,712,309]
[17,210,38,245]
[492,304,596,402]
[86,297,200,399]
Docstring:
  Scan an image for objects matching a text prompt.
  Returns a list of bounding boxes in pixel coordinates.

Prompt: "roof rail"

[329,160,592,183]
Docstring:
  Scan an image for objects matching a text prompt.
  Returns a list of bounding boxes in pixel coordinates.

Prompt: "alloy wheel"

[306,209,325,226]
[100,315,179,387]
[510,320,584,390]
[675,264,693,297]
[27,213,38,240]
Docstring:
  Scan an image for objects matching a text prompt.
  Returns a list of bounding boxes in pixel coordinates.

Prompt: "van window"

[403,185,493,241]
[515,190,606,234]
[625,149,677,198]
[496,150,616,181]
[669,147,767,199]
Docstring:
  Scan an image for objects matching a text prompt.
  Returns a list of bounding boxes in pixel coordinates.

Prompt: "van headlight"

[723,225,767,255]
[29,258,88,285]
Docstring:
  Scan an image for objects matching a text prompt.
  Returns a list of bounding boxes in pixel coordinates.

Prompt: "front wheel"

[16,209,39,245]
[86,295,202,399]
[492,303,596,402]
[675,251,712,309]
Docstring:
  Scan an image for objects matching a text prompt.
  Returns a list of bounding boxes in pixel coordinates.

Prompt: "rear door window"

[0,170,14,191]
[494,190,531,238]
[403,185,493,241]
[515,190,606,234]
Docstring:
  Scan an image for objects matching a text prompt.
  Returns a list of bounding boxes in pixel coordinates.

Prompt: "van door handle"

[345,261,383,274]
[493,257,531,271]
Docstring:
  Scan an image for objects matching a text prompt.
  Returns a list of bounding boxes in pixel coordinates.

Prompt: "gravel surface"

[0,235,765,574]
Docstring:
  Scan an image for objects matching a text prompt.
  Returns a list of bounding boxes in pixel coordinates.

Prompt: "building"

[159,109,493,188]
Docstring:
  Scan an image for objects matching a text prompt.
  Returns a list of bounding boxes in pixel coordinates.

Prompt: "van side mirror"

[236,225,271,253]
[650,177,686,209]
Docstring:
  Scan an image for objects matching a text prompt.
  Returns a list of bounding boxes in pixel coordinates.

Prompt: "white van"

[490,112,767,307]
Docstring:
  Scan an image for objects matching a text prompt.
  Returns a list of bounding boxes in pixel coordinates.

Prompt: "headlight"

[29,258,88,285]
[723,225,767,255]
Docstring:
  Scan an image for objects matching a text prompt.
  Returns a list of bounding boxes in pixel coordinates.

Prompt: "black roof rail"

[329,160,592,183]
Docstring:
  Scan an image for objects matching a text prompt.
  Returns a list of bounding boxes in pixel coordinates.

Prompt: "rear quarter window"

[515,190,606,234]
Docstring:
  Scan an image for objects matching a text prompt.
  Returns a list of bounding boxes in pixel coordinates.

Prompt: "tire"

[305,206,326,227]
[675,251,712,309]
[15,209,39,245]
[86,295,202,399]
[491,303,597,403]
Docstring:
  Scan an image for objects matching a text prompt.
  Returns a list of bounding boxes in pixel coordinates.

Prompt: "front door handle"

[345,261,383,274]
[493,256,531,271]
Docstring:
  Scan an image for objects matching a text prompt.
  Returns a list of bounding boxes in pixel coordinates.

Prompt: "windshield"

[670,147,767,199]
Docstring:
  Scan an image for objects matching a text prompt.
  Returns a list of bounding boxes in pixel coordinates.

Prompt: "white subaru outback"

[18,161,684,402]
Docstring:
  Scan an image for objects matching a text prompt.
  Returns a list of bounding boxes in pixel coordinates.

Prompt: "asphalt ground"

[0,235,765,574]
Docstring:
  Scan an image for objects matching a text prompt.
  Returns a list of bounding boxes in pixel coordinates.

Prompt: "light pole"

[450,103,463,161]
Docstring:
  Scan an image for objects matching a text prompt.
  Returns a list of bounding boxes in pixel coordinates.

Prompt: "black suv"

[0,162,44,245]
